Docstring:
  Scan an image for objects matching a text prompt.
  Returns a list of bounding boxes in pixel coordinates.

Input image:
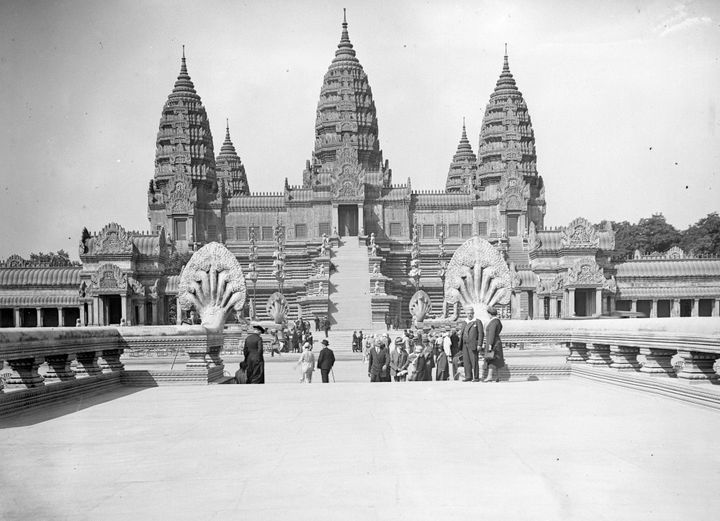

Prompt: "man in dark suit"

[317,338,336,383]
[243,323,266,384]
[368,338,390,382]
[389,337,409,382]
[459,308,483,382]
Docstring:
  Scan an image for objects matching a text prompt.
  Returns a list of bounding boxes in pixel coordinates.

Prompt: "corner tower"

[303,11,391,192]
[445,119,478,192]
[476,47,545,234]
[147,48,219,250]
[216,121,249,197]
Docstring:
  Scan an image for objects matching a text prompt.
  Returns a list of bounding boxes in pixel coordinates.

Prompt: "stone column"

[568,289,575,317]
[631,299,637,312]
[609,297,616,313]
[331,204,339,236]
[639,347,676,377]
[176,296,182,326]
[74,351,103,377]
[675,351,719,384]
[95,297,102,326]
[44,354,77,382]
[650,299,658,318]
[566,342,588,363]
[358,204,365,235]
[533,293,541,320]
[691,299,699,317]
[138,301,146,326]
[13,308,21,327]
[151,301,159,325]
[120,295,128,324]
[609,345,640,371]
[595,290,603,316]
[5,358,44,389]
[549,297,557,319]
[36,307,43,327]
[585,343,612,366]
[99,349,125,373]
[79,306,85,326]
[713,299,720,317]
[57,307,64,327]
[671,298,680,317]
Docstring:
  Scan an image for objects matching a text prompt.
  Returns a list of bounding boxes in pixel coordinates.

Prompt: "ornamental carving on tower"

[566,257,606,286]
[498,165,529,212]
[165,171,196,215]
[95,223,133,255]
[128,277,145,297]
[560,217,599,249]
[528,221,541,251]
[90,263,128,293]
[331,141,365,200]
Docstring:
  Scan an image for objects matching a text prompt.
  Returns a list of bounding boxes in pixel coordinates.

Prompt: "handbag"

[483,348,495,361]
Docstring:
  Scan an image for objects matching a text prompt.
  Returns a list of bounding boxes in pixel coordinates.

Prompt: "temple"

[1,15,719,328]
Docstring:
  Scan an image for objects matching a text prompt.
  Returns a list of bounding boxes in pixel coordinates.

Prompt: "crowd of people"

[235,305,503,385]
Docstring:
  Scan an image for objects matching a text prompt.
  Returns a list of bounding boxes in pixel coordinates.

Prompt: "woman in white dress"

[296,342,315,383]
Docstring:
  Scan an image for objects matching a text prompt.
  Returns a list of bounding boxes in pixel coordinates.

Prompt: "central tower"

[303,11,391,193]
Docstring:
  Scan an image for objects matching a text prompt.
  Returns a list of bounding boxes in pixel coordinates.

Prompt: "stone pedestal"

[675,351,719,384]
[5,358,45,389]
[585,343,612,366]
[639,347,676,377]
[44,354,77,382]
[74,351,103,377]
[566,342,588,363]
[609,345,640,371]
[100,349,125,373]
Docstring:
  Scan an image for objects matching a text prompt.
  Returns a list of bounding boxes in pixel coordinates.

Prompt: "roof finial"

[343,7,347,25]
[226,118,229,132]
[182,44,185,59]
[503,43,509,72]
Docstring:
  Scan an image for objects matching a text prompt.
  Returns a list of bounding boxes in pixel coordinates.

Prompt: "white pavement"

[2,377,719,520]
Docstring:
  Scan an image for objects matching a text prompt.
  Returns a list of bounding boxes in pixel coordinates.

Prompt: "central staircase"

[328,237,373,330]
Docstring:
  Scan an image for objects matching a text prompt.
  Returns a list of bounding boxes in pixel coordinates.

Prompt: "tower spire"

[335,9,356,61]
[503,43,509,72]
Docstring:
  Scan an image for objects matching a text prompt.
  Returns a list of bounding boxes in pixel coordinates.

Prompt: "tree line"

[600,212,720,260]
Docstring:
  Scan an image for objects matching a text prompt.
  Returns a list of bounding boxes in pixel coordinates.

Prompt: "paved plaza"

[2,370,719,520]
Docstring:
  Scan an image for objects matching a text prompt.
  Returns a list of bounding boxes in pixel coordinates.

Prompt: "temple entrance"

[507,214,519,236]
[338,205,358,237]
[574,289,595,317]
[105,295,122,325]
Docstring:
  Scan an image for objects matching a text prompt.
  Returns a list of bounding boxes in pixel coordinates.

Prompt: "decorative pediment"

[128,277,145,297]
[498,166,530,212]
[95,223,134,255]
[165,171,196,215]
[331,141,365,200]
[566,257,606,286]
[90,263,128,293]
[560,217,599,249]
[664,246,685,259]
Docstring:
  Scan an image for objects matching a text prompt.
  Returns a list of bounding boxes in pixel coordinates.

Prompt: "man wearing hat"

[459,307,484,382]
[368,337,390,382]
[243,323,266,384]
[390,336,409,382]
[316,338,336,383]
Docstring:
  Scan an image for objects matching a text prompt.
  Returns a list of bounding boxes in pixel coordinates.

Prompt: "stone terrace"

[2,375,720,520]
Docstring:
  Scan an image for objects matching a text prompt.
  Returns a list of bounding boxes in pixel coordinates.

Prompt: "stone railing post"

[5,357,45,389]
[585,343,612,366]
[185,346,211,371]
[609,345,640,371]
[675,351,719,384]
[99,349,125,373]
[44,353,77,382]
[74,351,103,377]
[566,342,588,363]
[639,348,676,377]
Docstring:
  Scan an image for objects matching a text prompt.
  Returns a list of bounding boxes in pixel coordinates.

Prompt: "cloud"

[655,3,713,37]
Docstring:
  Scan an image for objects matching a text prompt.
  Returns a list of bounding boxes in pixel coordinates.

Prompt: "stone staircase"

[328,237,373,330]
[507,236,530,268]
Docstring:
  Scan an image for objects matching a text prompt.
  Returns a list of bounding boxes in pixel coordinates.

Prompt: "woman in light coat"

[296,342,315,383]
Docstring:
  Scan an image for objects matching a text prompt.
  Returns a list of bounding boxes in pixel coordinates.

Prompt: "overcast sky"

[1,0,718,260]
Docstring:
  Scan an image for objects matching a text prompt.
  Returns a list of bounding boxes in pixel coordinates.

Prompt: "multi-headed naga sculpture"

[178,242,247,332]
[444,236,512,323]
[266,292,288,324]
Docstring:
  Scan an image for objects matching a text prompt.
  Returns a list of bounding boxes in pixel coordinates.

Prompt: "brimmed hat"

[414,344,424,353]
[321,339,329,346]
[394,337,404,345]
[251,323,266,334]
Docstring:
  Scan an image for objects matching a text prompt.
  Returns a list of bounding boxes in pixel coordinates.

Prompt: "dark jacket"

[368,347,389,377]
[243,332,265,384]
[317,346,336,370]
[460,318,484,353]
[485,317,504,367]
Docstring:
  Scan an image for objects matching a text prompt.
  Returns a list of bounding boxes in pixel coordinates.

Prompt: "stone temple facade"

[1,15,719,328]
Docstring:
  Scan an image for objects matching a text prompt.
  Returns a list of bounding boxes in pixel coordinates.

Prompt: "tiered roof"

[216,121,249,196]
[153,48,216,187]
[477,48,538,186]
[445,120,478,193]
[304,11,386,188]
